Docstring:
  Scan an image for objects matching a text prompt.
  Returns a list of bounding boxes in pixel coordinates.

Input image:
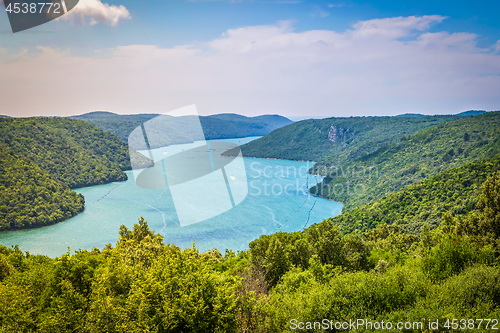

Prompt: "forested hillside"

[0,150,84,231]
[0,117,150,230]
[69,112,158,144]
[325,153,500,234]
[225,115,459,161]
[0,118,149,188]
[70,111,293,145]
[200,114,292,140]
[1,171,499,331]
[312,111,500,210]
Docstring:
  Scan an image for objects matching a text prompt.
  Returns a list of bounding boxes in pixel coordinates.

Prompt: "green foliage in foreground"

[312,111,500,210]
[1,173,500,332]
[0,150,84,231]
[327,153,500,234]
[0,218,245,333]
[228,115,459,162]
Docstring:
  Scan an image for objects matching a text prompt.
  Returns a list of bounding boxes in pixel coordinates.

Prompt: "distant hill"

[394,110,488,117]
[0,115,10,118]
[225,115,460,162]
[69,112,293,146]
[393,113,428,117]
[71,111,159,122]
[208,113,292,129]
[456,110,487,116]
[311,111,500,211]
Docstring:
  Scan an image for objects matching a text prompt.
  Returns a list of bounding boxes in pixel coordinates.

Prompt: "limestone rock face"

[328,125,345,142]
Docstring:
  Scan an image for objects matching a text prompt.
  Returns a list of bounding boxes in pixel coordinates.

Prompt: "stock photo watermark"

[289,318,499,331]
[248,161,379,199]
[127,106,381,226]
[3,0,79,33]
[128,105,248,227]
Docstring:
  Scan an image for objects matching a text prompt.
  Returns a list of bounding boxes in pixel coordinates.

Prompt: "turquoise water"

[0,137,342,257]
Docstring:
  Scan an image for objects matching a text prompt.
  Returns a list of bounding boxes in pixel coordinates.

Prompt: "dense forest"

[0,118,150,188]
[321,153,500,234]
[1,170,499,332]
[311,112,500,210]
[225,115,460,162]
[70,111,293,146]
[0,150,84,231]
[0,117,150,231]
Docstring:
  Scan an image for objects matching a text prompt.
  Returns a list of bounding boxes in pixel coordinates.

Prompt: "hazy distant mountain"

[71,111,159,122]
[394,113,428,117]
[394,110,488,118]
[69,111,293,147]
[456,110,487,116]
[0,115,11,118]
[209,113,292,129]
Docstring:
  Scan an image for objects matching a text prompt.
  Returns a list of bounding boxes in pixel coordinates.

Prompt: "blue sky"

[1,0,499,117]
[3,1,500,52]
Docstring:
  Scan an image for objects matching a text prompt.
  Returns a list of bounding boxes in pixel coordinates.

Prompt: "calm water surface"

[0,137,342,257]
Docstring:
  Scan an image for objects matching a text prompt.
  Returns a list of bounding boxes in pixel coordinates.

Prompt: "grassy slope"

[228,115,459,162]
[311,111,500,210]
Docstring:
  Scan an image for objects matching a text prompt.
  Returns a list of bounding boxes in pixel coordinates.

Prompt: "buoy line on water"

[300,174,319,231]
[270,173,320,234]
[93,182,125,203]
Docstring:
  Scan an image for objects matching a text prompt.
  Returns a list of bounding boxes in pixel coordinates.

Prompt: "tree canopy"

[0,117,150,230]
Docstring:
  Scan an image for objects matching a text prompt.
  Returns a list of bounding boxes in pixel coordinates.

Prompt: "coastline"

[309,191,344,205]
[224,154,318,164]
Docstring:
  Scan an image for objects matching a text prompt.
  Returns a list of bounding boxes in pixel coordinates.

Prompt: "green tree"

[116,216,166,266]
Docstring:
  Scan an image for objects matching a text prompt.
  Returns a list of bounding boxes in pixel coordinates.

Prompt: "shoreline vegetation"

[309,192,344,205]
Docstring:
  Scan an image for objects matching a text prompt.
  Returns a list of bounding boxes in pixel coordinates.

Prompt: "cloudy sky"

[1,0,499,117]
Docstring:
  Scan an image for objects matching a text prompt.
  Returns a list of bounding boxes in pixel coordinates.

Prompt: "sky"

[0,0,499,118]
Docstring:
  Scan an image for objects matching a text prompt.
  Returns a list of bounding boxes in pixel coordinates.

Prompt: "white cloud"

[61,0,131,26]
[1,16,500,117]
[495,40,500,53]
[351,15,445,39]
[310,5,330,19]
